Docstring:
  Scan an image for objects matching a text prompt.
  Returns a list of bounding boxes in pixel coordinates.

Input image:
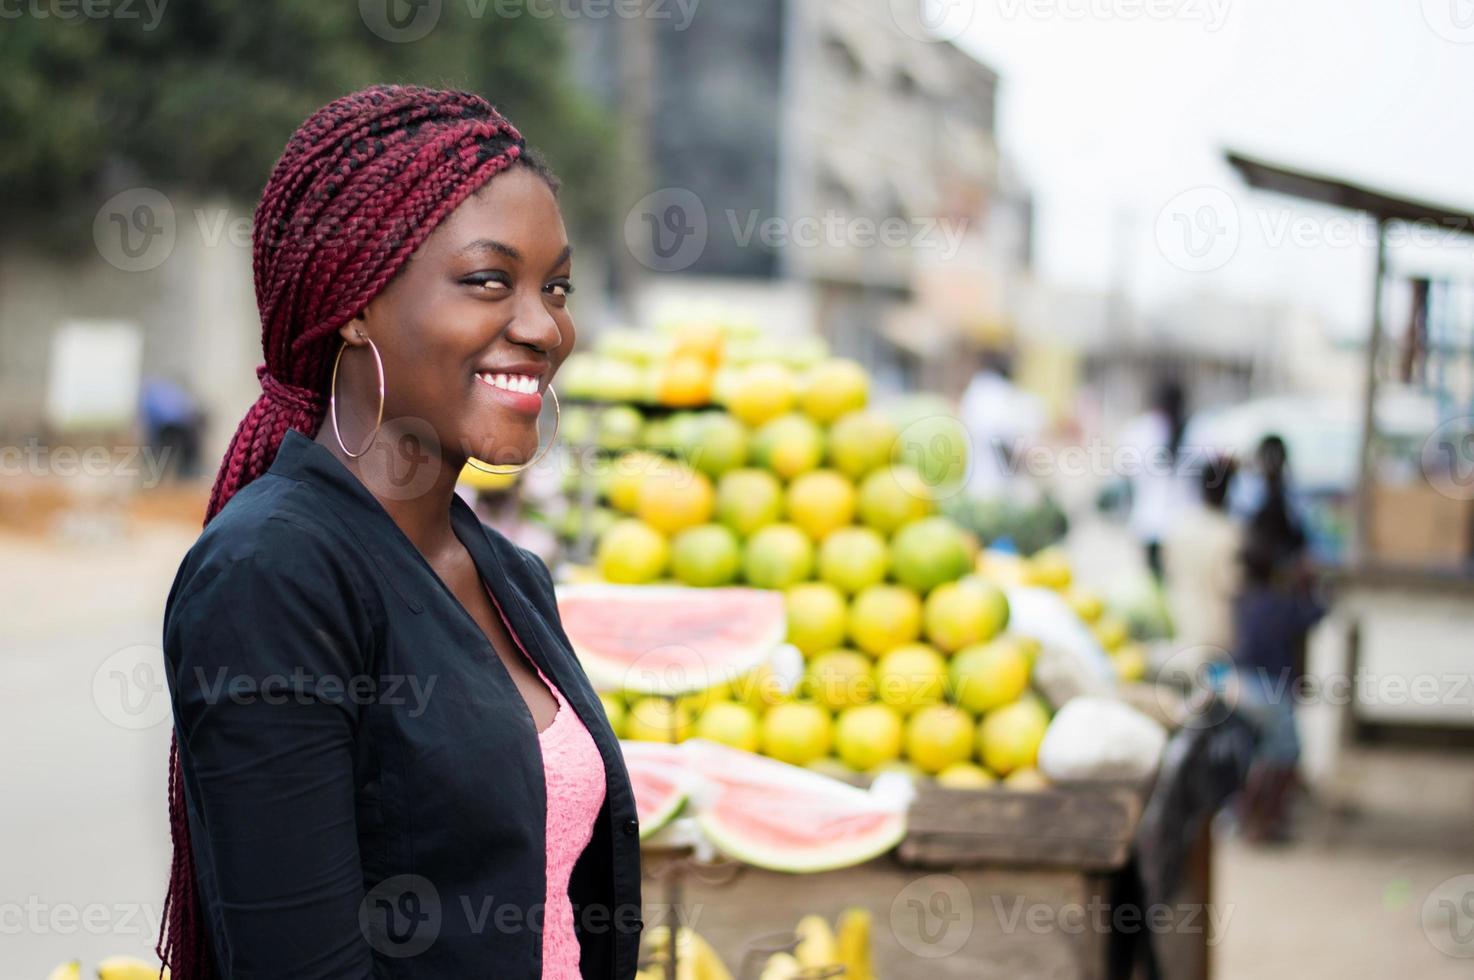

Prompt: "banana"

[792,913,839,969]
[688,929,734,980]
[759,952,800,980]
[642,925,734,980]
[96,956,167,980]
[836,907,874,980]
[44,962,80,980]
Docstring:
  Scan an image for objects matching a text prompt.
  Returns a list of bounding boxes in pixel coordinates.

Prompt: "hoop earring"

[466,384,561,475]
[330,336,385,459]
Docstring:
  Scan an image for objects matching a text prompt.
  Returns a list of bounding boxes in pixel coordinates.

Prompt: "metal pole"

[1353,218,1389,563]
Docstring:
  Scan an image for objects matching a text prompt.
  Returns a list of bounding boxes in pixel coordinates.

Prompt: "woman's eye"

[546,280,575,300]
[463,272,511,292]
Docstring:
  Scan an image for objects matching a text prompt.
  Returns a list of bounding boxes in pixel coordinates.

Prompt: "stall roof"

[1225,151,1474,230]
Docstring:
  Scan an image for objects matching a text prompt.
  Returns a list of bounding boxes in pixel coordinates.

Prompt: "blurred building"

[568,0,1032,396]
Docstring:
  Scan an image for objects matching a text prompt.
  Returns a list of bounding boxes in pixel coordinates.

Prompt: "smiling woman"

[156,85,641,980]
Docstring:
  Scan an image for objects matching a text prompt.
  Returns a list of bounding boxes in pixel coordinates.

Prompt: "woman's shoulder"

[476,519,558,602]
[168,475,361,612]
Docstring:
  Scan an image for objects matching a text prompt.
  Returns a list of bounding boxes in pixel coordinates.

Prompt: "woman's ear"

[338,313,369,346]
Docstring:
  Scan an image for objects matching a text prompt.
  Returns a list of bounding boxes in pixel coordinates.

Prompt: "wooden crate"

[898,781,1147,872]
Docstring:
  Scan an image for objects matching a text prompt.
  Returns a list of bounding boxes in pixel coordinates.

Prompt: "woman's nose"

[506,293,564,352]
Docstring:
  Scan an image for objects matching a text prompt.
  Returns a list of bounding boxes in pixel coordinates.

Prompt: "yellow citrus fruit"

[1093,614,1130,652]
[730,663,790,712]
[695,700,761,752]
[1003,766,1050,791]
[625,696,694,742]
[727,362,796,426]
[978,699,1050,775]
[1065,588,1106,624]
[670,321,725,367]
[1112,643,1148,682]
[834,703,904,771]
[936,761,998,789]
[974,549,1031,587]
[923,577,1010,652]
[761,701,833,765]
[947,636,1031,715]
[785,582,849,655]
[889,516,972,592]
[905,704,976,774]
[598,693,626,737]
[658,354,715,407]
[743,523,815,589]
[785,469,857,540]
[596,519,669,584]
[856,465,933,534]
[848,584,923,656]
[827,410,898,480]
[670,523,743,587]
[715,467,784,536]
[607,451,676,513]
[873,643,948,714]
[636,464,715,535]
[804,648,876,710]
[818,526,889,594]
[798,358,869,423]
[1027,546,1074,590]
[752,413,825,481]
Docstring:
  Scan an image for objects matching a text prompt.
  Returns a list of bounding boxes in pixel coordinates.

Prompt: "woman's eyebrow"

[457,241,573,269]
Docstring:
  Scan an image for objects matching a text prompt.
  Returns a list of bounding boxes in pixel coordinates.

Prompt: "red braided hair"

[158,84,554,978]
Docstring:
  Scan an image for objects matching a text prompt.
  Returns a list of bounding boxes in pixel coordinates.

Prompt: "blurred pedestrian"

[959,349,1047,499]
[1230,533,1326,843]
[1122,378,1191,580]
[139,373,205,481]
[1162,454,1240,657]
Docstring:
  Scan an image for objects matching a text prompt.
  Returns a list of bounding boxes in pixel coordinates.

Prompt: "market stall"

[518,320,1235,979]
[1226,153,1474,754]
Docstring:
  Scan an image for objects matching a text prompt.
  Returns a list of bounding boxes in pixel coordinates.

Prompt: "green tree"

[0,2,617,251]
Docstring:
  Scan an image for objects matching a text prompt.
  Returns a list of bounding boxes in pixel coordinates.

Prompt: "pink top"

[484,582,607,979]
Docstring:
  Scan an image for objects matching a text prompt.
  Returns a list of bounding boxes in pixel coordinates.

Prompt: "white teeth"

[477,372,539,395]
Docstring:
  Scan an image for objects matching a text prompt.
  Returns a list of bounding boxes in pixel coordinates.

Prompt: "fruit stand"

[535,321,1205,978]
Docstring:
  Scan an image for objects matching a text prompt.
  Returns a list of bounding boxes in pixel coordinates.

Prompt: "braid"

[159,84,552,978]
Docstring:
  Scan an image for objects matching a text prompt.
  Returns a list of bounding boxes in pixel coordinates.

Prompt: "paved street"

[2,518,1470,977]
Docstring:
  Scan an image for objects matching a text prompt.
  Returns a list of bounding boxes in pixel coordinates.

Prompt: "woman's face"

[344,164,576,468]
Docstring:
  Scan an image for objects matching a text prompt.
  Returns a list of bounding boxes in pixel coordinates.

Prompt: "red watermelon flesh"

[621,741,691,840]
[556,585,786,695]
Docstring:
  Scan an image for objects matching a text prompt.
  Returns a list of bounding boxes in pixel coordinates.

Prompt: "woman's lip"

[473,372,544,416]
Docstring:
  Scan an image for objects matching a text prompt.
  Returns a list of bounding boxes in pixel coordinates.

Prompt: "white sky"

[950,0,1474,337]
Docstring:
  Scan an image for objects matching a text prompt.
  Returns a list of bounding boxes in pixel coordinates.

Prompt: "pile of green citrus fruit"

[578,323,1071,789]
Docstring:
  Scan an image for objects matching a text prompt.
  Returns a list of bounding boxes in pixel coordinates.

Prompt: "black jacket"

[162,428,643,978]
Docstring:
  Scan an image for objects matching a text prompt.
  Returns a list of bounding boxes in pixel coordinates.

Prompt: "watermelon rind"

[694,808,906,874]
[679,739,909,874]
[555,584,787,695]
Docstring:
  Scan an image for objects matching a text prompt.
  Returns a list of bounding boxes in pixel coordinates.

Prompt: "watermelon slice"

[621,741,692,840]
[677,740,908,873]
[556,584,786,695]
